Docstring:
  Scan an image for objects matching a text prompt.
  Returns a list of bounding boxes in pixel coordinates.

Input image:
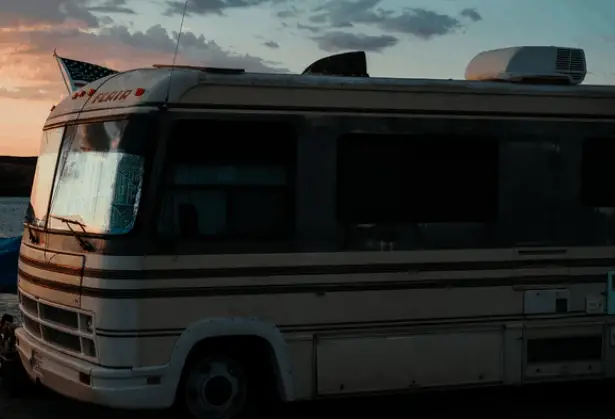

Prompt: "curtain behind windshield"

[48,120,145,234]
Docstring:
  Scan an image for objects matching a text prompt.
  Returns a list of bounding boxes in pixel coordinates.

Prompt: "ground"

[0,380,611,419]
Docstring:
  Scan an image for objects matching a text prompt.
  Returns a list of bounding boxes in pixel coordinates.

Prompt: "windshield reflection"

[47,120,145,235]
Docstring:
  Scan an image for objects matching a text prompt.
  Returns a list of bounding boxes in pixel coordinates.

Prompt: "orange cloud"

[0,0,288,155]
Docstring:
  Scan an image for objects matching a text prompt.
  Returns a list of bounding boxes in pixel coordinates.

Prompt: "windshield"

[27,127,65,227]
[47,120,146,235]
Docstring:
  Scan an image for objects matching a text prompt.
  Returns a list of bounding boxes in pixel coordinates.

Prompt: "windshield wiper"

[25,224,39,244]
[23,217,40,244]
[49,215,94,251]
[23,210,40,244]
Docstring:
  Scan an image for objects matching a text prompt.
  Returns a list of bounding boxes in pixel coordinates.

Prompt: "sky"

[1,0,615,156]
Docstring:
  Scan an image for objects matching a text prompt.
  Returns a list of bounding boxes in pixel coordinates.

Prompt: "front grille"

[22,316,41,338]
[40,304,79,329]
[41,325,81,352]
[19,291,96,358]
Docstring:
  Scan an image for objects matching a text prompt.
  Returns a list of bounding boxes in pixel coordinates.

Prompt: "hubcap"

[202,376,234,407]
[185,357,246,419]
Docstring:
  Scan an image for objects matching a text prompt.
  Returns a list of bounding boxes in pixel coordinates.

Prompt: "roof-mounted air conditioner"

[465,46,586,85]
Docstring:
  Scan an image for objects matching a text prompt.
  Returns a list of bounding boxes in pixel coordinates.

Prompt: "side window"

[337,134,499,224]
[498,138,564,246]
[337,134,404,223]
[580,138,615,207]
[158,119,296,240]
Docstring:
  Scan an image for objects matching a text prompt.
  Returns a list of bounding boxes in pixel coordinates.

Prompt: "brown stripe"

[152,103,615,120]
[18,267,605,300]
[46,102,615,128]
[18,253,615,280]
[94,312,598,338]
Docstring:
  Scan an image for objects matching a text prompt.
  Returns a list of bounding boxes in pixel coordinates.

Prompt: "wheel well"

[176,335,283,403]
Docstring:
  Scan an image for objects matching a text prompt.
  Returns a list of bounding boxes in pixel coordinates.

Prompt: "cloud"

[374,9,463,38]
[263,40,279,49]
[297,0,483,51]
[0,0,288,101]
[0,86,55,100]
[88,0,136,14]
[314,32,398,53]
[459,8,482,22]
[0,0,100,28]
[165,0,284,16]
[309,0,380,29]
[297,23,320,33]
[276,8,296,19]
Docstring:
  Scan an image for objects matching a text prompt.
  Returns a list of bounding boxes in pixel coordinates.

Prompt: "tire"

[181,354,257,419]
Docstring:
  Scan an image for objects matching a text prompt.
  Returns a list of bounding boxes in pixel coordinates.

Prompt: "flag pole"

[53,49,71,94]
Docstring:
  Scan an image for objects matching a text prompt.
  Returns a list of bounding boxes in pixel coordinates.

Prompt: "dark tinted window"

[158,119,296,240]
[337,134,499,224]
[497,139,562,246]
[580,138,615,207]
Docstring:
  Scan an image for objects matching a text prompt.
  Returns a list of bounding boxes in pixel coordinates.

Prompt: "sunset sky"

[1,0,615,156]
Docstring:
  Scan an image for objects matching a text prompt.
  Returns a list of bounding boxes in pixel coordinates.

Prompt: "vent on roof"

[465,46,587,85]
[302,51,369,77]
[555,48,586,83]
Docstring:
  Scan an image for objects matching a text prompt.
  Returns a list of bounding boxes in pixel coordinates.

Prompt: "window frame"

[580,137,615,208]
[155,115,298,242]
[41,114,156,238]
[27,126,67,229]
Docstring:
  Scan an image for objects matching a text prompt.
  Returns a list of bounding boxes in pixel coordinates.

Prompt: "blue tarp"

[0,236,20,293]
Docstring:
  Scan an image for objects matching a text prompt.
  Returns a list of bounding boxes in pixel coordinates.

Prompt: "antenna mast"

[164,0,189,105]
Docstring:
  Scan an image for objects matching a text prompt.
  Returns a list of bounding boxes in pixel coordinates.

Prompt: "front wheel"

[182,355,252,419]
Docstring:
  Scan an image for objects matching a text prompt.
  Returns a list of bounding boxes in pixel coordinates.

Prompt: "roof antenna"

[163,0,189,106]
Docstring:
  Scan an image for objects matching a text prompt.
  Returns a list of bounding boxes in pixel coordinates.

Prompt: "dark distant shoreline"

[0,156,36,197]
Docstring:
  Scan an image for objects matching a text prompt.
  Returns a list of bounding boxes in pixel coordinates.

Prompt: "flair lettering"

[91,89,133,104]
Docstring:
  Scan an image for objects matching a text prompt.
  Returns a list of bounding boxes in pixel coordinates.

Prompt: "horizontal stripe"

[94,312,601,337]
[277,312,600,333]
[18,253,615,281]
[96,326,183,335]
[44,102,615,122]
[163,103,615,120]
[96,331,181,338]
[18,268,605,300]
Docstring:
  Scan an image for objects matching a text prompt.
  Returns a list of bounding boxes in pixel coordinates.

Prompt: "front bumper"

[15,327,174,409]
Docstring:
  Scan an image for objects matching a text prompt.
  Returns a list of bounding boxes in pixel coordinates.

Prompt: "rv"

[15,46,615,419]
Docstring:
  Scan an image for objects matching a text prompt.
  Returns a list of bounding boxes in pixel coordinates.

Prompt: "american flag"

[54,52,118,93]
